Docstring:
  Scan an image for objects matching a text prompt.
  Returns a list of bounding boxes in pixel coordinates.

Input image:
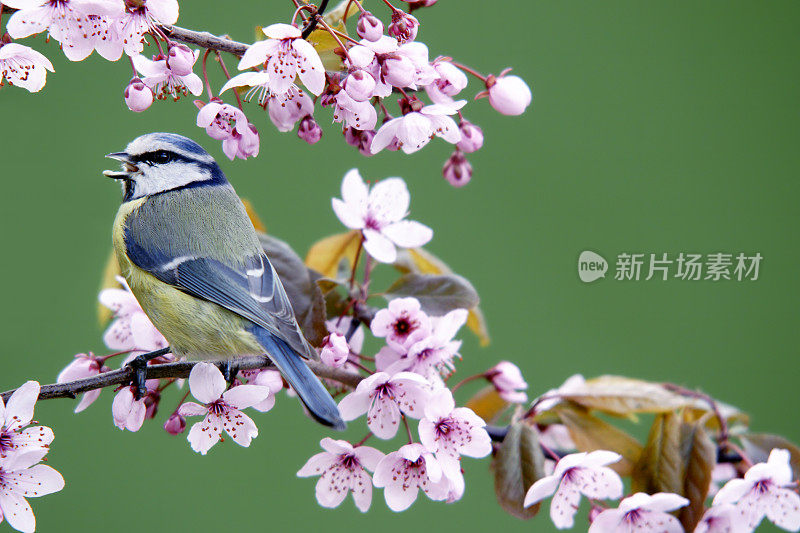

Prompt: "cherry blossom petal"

[220,71,270,93]
[188,363,226,404]
[367,396,402,440]
[13,426,54,451]
[587,509,624,532]
[575,467,623,500]
[355,447,385,471]
[382,220,433,248]
[292,38,325,95]
[363,229,397,263]
[5,465,65,498]
[177,401,208,417]
[384,477,419,512]
[765,489,800,531]
[5,381,39,431]
[550,482,581,529]
[341,168,370,208]
[332,198,366,230]
[370,117,401,153]
[187,414,222,455]
[369,177,410,223]
[338,391,372,421]
[263,23,301,40]
[524,474,560,507]
[267,51,296,95]
[221,409,258,447]
[297,452,337,477]
[397,113,434,154]
[238,39,276,70]
[147,0,179,24]
[222,385,270,410]
[315,472,350,509]
[350,469,374,512]
[0,491,35,533]
[74,389,101,413]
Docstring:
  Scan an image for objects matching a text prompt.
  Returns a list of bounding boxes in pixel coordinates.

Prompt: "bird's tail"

[253,327,345,431]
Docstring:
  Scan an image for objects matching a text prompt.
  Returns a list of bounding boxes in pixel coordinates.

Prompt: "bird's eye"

[149,150,173,164]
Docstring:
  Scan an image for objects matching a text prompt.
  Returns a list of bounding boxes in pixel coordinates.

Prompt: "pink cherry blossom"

[163,413,186,436]
[117,0,179,56]
[5,0,124,61]
[123,77,153,112]
[0,43,54,93]
[331,90,378,131]
[0,449,65,533]
[237,23,325,96]
[385,309,467,385]
[195,99,259,160]
[297,115,323,144]
[343,69,376,102]
[177,363,270,455]
[589,492,689,533]
[225,122,260,160]
[418,388,492,479]
[371,100,464,154]
[111,381,158,432]
[524,451,623,529]
[425,58,468,105]
[388,10,419,43]
[220,70,271,106]
[338,372,430,439]
[326,317,365,355]
[373,443,449,511]
[0,382,53,462]
[442,149,472,188]
[713,448,800,531]
[99,276,168,353]
[371,297,431,351]
[57,353,107,413]
[249,369,282,412]
[165,43,194,76]
[486,361,528,403]
[319,333,350,368]
[331,169,433,263]
[486,73,532,116]
[356,11,383,41]
[132,51,203,100]
[709,463,738,497]
[456,120,483,153]
[297,438,384,512]
[695,504,752,533]
[533,374,587,414]
[396,42,438,88]
[266,84,314,132]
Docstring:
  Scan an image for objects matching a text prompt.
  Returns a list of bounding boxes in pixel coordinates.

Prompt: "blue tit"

[103,132,344,430]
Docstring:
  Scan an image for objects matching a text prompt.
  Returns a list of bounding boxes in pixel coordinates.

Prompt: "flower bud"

[487,74,532,116]
[163,413,186,436]
[404,0,437,8]
[486,361,528,403]
[144,390,160,419]
[166,43,195,76]
[381,54,415,88]
[388,11,419,43]
[443,150,472,187]
[357,11,383,41]
[343,69,376,102]
[124,77,153,112]
[320,333,349,368]
[456,120,484,153]
[298,115,323,144]
[357,129,376,157]
[343,126,362,148]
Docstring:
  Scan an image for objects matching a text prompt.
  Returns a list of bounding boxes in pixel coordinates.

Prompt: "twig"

[158,25,249,57]
[301,0,330,39]
[1,355,363,403]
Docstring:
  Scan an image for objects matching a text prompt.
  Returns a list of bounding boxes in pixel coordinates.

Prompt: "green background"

[1,1,798,531]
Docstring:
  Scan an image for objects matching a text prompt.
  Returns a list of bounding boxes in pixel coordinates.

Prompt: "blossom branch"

[158,24,249,57]
[0,355,363,403]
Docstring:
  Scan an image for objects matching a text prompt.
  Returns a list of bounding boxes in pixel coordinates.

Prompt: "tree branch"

[158,24,249,57]
[0,355,363,403]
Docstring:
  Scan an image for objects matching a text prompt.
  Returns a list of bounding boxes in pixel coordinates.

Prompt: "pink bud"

[486,361,528,403]
[388,10,419,43]
[163,413,186,436]
[357,130,376,157]
[456,121,484,153]
[124,77,153,112]
[343,69,376,102]
[443,150,472,187]
[144,390,160,419]
[403,0,437,8]
[166,44,195,76]
[487,74,532,116]
[381,54,415,88]
[298,115,323,144]
[320,333,349,368]
[357,11,384,41]
[343,126,362,148]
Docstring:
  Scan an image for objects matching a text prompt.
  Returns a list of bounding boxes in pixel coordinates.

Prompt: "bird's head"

[104,132,227,202]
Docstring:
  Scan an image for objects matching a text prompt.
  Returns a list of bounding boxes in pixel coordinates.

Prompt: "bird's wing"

[122,200,315,360]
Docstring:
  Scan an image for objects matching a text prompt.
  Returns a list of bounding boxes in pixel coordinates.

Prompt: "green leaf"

[384,273,479,316]
[632,412,684,494]
[491,421,546,520]
[258,233,327,347]
[741,433,800,481]
[678,419,716,532]
[556,404,643,476]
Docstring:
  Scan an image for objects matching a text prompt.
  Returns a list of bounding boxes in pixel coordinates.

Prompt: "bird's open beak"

[103,152,140,179]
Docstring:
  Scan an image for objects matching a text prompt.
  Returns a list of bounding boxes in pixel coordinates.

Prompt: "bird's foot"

[125,347,171,400]
[219,360,239,387]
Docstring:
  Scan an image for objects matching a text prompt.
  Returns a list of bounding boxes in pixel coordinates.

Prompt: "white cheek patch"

[132,162,211,198]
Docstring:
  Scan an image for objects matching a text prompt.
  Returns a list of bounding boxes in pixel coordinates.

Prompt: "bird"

[103,132,345,430]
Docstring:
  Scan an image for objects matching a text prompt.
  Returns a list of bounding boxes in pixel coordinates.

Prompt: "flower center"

[435,418,453,436]
[0,430,12,454]
[394,317,412,336]
[207,399,229,417]
[340,453,359,470]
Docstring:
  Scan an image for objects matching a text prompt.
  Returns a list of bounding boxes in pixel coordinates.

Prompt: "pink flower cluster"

[0,382,65,533]
[524,446,800,532]
[1,0,532,174]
